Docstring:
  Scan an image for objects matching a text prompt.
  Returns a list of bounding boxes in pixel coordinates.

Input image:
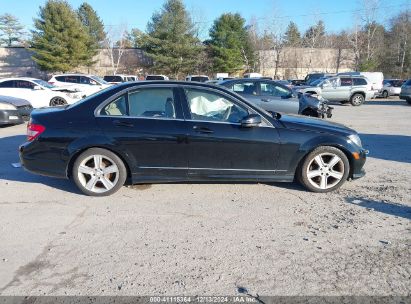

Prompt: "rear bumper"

[19,141,68,179]
[0,109,24,125]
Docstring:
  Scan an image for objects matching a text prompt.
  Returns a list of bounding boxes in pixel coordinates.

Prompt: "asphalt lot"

[0,97,410,296]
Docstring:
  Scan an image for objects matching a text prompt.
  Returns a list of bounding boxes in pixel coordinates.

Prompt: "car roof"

[0,77,41,82]
[52,74,96,77]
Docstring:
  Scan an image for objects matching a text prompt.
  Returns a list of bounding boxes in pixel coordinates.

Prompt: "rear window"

[104,76,123,82]
[353,78,367,86]
[391,80,404,87]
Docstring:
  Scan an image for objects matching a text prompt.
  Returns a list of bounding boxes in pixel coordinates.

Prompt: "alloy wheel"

[77,154,120,194]
[306,153,345,190]
[352,95,364,106]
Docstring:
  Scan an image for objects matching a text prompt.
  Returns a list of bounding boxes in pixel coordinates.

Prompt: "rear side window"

[353,78,367,86]
[0,80,15,88]
[65,76,80,84]
[101,95,127,116]
[231,82,257,95]
[55,76,66,82]
[340,78,353,86]
[104,76,123,82]
[260,82,291,97]
[128,88,176,118]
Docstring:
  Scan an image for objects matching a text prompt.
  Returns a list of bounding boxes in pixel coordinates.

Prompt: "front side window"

[185,88,248,123]
[15,80,35,89]
[260,82,291,97]
[128,88,176,118]
[231,82,257,95]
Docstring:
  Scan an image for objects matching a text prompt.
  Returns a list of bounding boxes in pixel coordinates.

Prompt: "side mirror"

[241,114,261,127]
[33,85,42,90]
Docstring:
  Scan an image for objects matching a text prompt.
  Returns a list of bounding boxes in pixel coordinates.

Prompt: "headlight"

[0,102,17,110]
[348,134,362,147]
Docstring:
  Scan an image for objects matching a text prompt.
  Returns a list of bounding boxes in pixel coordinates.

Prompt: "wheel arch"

[350,91,365,100]
[293,140,355,180]
[66,144,133,182]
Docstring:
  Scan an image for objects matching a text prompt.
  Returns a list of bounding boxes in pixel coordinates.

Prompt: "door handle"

[113,120,134,127]
[261,98,270,102]
[193,125,214,134]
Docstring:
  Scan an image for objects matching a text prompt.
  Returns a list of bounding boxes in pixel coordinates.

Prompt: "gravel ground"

[0,98,410,296]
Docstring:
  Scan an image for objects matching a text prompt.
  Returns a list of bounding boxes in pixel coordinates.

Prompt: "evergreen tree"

[209,13,254,73]
[0,14,25,46]
[284,21,301,46]
[303,20,325,48]
[31,0,91,72]
[137,0,202,79]
[77,2,105,66]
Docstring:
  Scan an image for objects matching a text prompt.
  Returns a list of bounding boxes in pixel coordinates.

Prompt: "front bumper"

[0,109,24,125]
[351,149,368,180]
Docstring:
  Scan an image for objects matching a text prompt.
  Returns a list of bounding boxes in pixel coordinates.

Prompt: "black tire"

[382,90,389,98]
[350,93,365,106]
[50,96,67,106]
[72,148,127,196]
[298,146,350,193]
[406,98,411,105]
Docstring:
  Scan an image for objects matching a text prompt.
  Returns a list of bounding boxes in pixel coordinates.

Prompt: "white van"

[338,72,383,92]
[185,75,209,82]
[244,72,262,78]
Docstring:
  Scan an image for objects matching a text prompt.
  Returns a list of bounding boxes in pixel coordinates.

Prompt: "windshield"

[33,79,55,89]
[90,75,109,85]
[310,78,324,86]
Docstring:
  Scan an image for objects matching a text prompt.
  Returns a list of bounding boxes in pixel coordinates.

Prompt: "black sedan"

[219,78,332,118]
[0,95,32,126]
[19,81,367,196]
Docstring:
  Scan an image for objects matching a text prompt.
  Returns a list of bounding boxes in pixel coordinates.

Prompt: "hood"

[278,114,356,136]
[0,95,31,107]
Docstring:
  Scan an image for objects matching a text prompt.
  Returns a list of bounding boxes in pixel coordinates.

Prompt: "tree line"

[0,0,410,79]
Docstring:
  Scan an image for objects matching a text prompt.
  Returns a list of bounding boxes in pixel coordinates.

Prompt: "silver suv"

[400,79,411,104]
[298,76,374,106]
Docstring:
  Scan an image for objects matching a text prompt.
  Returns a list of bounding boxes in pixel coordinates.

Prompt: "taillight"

[27,121,46,141]
[48,81,54,85]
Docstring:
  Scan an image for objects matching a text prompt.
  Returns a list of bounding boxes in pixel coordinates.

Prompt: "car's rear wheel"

[50,96,67,106]
[72,148,127,196]
[298,146,350,193]
[350,93,365,106]
[382,90,389,98]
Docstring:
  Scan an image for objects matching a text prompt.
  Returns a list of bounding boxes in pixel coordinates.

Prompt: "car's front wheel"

[350,93,365,106]
[298,146,350,193]
[50,96,67,106]
[382,90,389,98]
[72,148,127,196]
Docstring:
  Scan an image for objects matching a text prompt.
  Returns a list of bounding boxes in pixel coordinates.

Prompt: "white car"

[0,78,81,108]
[49,74,111,96]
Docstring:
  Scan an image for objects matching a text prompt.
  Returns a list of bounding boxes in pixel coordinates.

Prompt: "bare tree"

[104,24,129,75]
